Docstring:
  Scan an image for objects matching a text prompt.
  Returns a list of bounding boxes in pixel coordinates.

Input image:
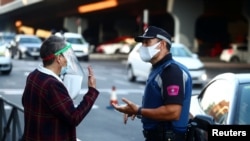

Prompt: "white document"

[63,74,83,99]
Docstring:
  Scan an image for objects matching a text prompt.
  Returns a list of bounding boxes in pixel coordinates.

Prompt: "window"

[199,79,234,123]
[237,84,250,124]
[170,46,193,57]
[66,38,86,44]
[237,45,247,51]
[20,37,41,44]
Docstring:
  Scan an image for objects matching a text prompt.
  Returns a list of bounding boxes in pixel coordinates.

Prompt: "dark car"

[10,34,42,60]
[189,72,250,140]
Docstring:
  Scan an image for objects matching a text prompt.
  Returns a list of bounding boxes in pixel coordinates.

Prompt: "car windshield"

[0,41,4,46]
[237,84,250,124]
[19,37,42,44]
[66,38,86,44]
[170,46,193,57]
[3,35,15,42]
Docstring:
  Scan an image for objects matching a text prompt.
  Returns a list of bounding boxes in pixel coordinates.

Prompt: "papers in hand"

[63,74,83,99]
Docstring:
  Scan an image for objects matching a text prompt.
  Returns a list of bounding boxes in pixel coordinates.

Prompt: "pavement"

[89,53,250,69]
[199,57,250,69]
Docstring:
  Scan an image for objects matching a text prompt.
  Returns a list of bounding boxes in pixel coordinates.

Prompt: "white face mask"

[139,42,161,62]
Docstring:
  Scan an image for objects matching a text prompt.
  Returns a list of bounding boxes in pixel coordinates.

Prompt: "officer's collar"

[152,53,173,69]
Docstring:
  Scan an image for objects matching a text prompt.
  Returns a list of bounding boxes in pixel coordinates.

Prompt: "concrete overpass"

[0,0,249,59]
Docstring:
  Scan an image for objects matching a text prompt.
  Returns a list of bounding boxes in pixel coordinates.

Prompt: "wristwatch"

[136,107,142,118]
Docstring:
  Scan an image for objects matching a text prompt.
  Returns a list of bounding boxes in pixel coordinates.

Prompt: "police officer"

[113,26,192,141]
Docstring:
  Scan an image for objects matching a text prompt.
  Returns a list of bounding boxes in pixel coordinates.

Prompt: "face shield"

[56,43,85,99]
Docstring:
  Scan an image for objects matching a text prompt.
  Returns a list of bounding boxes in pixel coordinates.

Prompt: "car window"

[0,33,15,43]
[0,41,5,46]
[237,45,248,51]
[2,35,15,42]
[170,46,193,57]
[66,38,86,44]
[199,79,232,124]
[19,37,42,44]
[237,84,250,124]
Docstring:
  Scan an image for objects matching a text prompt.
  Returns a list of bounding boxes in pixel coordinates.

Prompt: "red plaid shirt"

[22,69,99,141]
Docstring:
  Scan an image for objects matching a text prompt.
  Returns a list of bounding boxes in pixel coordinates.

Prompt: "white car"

[0,32,15,48]
[220,43,248,63]
[56,32,90,61]
[0,42,12,75]
[189,73,250,141]
[95,36,135,54]
[127,43,207,86]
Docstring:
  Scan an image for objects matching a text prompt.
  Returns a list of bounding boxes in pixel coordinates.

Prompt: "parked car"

[189,72,250,140]
[55,32,90,61]
[0,32,15,49]
[220,43,248,63]
[10,34,42,60]
[0,32,15,43]
[0,41,12,75]
[127,43,207,86]
[95,36,135,54]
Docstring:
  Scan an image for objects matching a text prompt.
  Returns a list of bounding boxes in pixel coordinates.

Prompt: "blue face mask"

[60,63,69,76]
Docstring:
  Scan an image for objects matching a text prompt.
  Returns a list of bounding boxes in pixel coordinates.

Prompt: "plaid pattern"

[22,69,99,141]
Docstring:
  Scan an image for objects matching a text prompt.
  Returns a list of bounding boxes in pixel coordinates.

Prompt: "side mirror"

[190,114,215,130]
[186,115,215,141]
[192,53,198,58]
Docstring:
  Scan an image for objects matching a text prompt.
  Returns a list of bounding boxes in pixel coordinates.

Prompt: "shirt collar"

[37,64,63,82]
[153,53,173,69]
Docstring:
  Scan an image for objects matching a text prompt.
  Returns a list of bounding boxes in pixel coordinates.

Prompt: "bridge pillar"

[63,17,88,35]
[167,0,203,52]
[243,0,250,63]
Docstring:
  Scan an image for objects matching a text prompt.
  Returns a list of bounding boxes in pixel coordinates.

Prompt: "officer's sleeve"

[160,64,184,105]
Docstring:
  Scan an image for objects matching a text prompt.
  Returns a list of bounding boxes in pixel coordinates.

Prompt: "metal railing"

[0,95,23,141]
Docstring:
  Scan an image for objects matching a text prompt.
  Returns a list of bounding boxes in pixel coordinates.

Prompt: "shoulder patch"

[167,85,179,96]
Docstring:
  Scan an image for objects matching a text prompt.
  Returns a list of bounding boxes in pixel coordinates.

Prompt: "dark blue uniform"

[141,53,192,141]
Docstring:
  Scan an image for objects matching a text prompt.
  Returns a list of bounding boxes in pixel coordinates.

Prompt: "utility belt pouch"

[186,121,197,141]
[165,130,175,141]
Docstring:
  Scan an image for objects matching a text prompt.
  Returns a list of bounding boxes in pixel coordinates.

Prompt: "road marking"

[0,89,24,95]
[3,104,98,111]
[4,105,12,110]
[0,88,144,95]
[0,88,200,95]
[74,104,98,109]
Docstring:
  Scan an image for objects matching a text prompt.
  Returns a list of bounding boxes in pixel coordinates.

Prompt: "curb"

[89,53,128,60]
[89,53,250,69]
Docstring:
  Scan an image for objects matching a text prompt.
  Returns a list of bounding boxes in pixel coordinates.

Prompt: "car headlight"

[201,73,207,81]
[82,47,89,53]
[0,51,4,56]
[19,46,27,52]
[0,48,10,57]
[5,50,11,57]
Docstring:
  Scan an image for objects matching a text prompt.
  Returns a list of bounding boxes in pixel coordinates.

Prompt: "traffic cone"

[107,86,118,109]
[110,86,118,106]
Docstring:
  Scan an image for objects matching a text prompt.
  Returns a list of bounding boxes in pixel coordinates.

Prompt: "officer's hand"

[112,98,139,115]
[124,113,136,124]
[87,65,96,88]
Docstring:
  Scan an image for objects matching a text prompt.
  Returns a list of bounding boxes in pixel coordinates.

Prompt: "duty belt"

[143,129,186,141]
